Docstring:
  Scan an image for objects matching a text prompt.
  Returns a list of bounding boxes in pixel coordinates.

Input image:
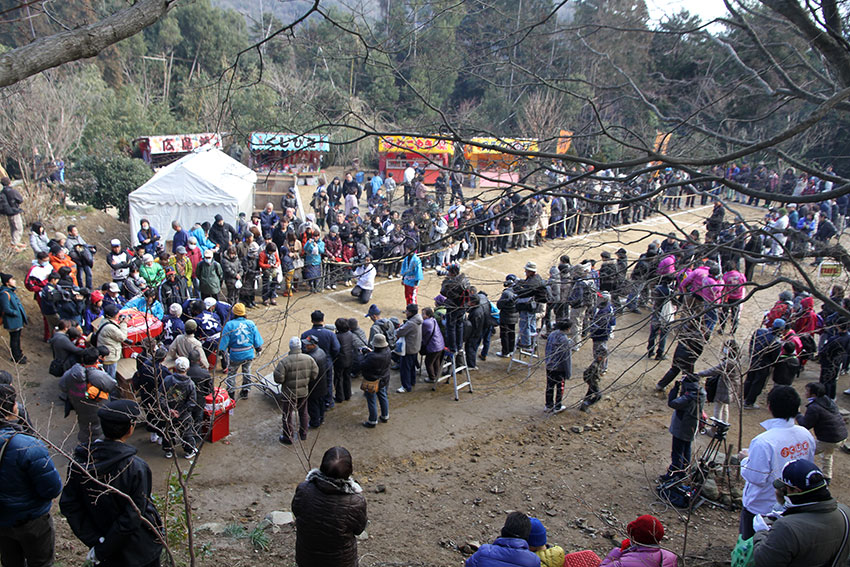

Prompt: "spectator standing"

[1,178,25,250]
[0,273,27,364]
[796,382,847,480]
[291,447,367,567]
[59,347,117,444]
[580,348,605,412]
[544,320,572,413]
[421,307,445,382]
[171,220,190,253]
[361,334,391,428]
[276,337,320,442]
[496,274,519,357]
[67,225,96,290]
[333,319,355,403]
[301,310,340,408]
[258,242,280,306]
[159,357,199,459]
[666,372,705,476]
[219,303,263,400]
[588,292,615,373]
[94,304,128,379]
[439,264,470,353]
[697,339,740,424]
[106,239,131,286]
[0,384,62,567]
[514,262,547,348]
[647,275,675,360]
[302,336,330,430]
[60,399,164,567]
[743,320,783,408]
[196,249,224,300]
[221,246,244,305]
[395,304,423,393]
[738,385,815,539]
[400,245,423,305]
[29,222,50,256]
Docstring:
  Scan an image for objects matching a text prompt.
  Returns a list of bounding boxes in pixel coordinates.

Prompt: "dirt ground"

[3,201,849,567]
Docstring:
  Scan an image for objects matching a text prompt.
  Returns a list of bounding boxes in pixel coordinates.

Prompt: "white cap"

[110,239,121,247]
[174,357,190,372]
[289,336,302,351]
[203,297,217,309]
[108,282,120,293]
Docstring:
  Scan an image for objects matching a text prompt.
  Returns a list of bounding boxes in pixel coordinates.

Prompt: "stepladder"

[508,333,540,377]
[428,349,473,401]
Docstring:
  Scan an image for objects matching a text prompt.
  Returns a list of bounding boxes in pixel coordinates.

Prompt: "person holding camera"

[514,262,547,349]
[666,372,705,478]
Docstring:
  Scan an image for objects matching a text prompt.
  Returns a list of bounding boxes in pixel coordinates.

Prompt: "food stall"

[378,135,454,185]
[135,133,222,169]
[463,137,538,188]
[248,132,329,174]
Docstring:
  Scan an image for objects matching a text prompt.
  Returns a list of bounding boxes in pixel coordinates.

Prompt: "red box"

[207,411,230,443]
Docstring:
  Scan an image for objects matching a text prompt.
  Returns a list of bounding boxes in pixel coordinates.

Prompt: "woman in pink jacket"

[656,254,676,277]
[600,515,678,567]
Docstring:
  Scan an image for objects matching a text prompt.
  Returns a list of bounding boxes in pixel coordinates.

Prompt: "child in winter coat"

[526,518,564,567]
[600,515,677,567]
[667,373,706,476]
[772,341,800,385]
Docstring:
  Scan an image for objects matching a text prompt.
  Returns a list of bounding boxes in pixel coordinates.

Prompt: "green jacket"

[0,286,27,330]
[195,259,223,295]
[753,498,850,567]
[274,349,319,399]
[139,263,165,288]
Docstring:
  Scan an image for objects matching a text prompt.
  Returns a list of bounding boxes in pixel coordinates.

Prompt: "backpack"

[0,190,11,216]
[376,318,397,344]
[91,320,117,347]
[459,285,475,310]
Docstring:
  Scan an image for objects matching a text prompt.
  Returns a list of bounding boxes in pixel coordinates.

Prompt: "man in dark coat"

[496,275,519,357]
[464,294,486,370]
[208,214,238,252]
[742,320,783,408]
[301,310,340,408]
[513,262,547,348]
[60,399,164,567]
[302,337,330,429]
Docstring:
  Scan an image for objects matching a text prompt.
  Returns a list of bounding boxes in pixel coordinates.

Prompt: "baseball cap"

[108,282,120,293]
[174,357,190,372]
[773,459,828,491]
[366,304,381,317]
[176,246,187,254]
[203,297,217,309]
[110,239,121,247]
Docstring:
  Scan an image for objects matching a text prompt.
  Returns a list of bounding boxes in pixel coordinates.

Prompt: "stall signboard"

[146,133,221,155]
[557,130,573,154]
[378,135,454,155]
[819,262,843,278]
[250,133,330,152]
[464,137,539,158]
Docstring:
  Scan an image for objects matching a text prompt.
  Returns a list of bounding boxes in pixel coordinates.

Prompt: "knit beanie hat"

[626,515,664,546]
[527,518,547,547]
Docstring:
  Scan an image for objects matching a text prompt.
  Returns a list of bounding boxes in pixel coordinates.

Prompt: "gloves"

[86,547,100,565]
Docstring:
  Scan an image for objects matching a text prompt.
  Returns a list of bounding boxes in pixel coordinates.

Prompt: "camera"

[708,417,730,439]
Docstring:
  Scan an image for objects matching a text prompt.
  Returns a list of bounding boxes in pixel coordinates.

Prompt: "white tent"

[128,146,257,245]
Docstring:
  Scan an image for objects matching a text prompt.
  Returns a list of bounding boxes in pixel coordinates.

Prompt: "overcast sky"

[646,0,728,22]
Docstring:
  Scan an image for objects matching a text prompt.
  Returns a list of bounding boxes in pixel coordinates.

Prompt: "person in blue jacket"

[219,303,263,400]
[466,511,541,567]
[400,245,423,306]
[136,219,161,255]
[0,383,63,567]
[0,273,28,364]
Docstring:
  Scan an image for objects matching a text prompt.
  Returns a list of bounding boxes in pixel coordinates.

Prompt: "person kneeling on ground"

[526,518,564,567]
[752,459,850,567]
[600,515,677,566]
[466,511,541,567]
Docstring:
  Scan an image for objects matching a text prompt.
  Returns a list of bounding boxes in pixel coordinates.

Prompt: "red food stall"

[249,132,329,174]
[119,308,163,358]
[378,135,454,185]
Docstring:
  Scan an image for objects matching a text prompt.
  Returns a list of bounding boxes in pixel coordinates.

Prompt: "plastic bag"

[731,535,755,567]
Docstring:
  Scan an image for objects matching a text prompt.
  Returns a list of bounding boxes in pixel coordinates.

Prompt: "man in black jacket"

[496,275,519,357]
[439,264,470,353]
[361,334,391,427]
[208,214,238,253]
[513,261,547,348]
[464,293,486,369]
[302,336,330,429]
[60,399,164,567]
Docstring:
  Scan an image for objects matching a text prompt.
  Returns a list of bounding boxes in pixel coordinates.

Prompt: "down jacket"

[274,348,319,399]
[465,537,541,567]
[291,469,368,567]
[361,347,391,388]
[395,313,422,355]
[600,545,678,567]
[668,373,705,441]
[0,421,62,527]
[420,316,445,354]
[796,396,848,443]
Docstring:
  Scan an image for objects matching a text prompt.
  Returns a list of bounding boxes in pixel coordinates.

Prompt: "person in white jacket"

[768,209,790,256]
[351,256,376,305]
[738,385,815,539]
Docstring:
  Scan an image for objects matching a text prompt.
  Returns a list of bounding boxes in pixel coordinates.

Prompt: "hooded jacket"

[0,285,27,330]
[797,395,848,443]
[0,421,62,527]
[396,312,423,355]
[668,374,705,441]
[291,469,368,567]
[60,440,164,567]
[600,545,678,567]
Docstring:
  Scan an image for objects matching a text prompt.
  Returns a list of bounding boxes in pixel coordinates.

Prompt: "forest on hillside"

[0,0,847,180]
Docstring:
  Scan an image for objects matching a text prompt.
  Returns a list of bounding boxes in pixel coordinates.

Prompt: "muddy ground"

[2,201,848,567]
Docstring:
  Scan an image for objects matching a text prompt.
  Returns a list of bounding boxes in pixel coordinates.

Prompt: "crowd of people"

[2,162,850,567]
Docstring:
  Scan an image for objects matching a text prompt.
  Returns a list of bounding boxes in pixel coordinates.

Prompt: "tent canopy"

[128,146,256,245]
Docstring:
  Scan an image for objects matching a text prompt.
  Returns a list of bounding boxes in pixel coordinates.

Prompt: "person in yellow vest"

[526,518,564,567]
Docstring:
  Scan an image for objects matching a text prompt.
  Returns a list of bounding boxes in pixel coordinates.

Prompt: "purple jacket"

[421,317,445,354]
[656,255,675,276]
[600,545,678,567]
